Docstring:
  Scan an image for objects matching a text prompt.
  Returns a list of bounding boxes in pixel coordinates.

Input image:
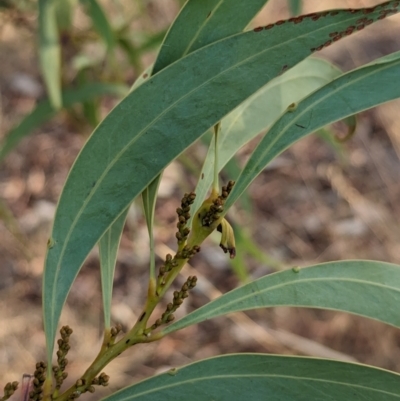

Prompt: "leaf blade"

[153,0,270,74]
[99,354,400,401]
[162,261,400,336]
[99,207,128,328]
[141,177,161,280]
[81,0,115,51]
[38,0,62,109]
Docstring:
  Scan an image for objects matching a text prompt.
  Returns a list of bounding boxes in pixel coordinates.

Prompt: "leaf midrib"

[205,276,400,312]
[115,372,400,400]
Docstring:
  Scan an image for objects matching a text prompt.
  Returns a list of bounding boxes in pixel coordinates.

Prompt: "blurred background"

[1,0,400,398]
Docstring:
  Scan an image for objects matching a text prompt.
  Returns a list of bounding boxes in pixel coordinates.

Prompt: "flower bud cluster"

[175,192,196,245]
[158,246,200,287]
[201,181,235,227]
[157,253,178,284]
[110,323,122,340]
[53,326,72,390]
[175,245,201,260]
[29,362,47,400]
[73,372,109,399]
[92,372,110,387]
[150,276,197,332]
[1,381,19,401]
[110,324,122,337]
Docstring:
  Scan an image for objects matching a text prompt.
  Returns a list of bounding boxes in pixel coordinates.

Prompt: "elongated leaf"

[162,260,400,335]
[100,354,400,401]
[153,0,270,74]
[0,83,128,162]
[224,50,400,211]
[190,57,342,220]
[81,0,115,51]
[99,207,128,328]
[43,3,400,361]
[141,177,161,279]
[54,0,77,31]
[288,0,302,16]
[98,74,150,325]
[38,0,62,109]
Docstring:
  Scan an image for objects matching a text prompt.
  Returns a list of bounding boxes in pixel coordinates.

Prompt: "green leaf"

[162,260,400,336]
[288,0,302,16]
[43,3,400,361]
[141,177,161,280]
[0,83,128,162]
[224,50,400,211]
[153,0,270,74]
[190,57,342,221]
[80,0,115,51]
[98,73,151,326]
[38,0,62,109]
[54,0,77,31]
[99,354,400,401]
[99,207,128,328]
